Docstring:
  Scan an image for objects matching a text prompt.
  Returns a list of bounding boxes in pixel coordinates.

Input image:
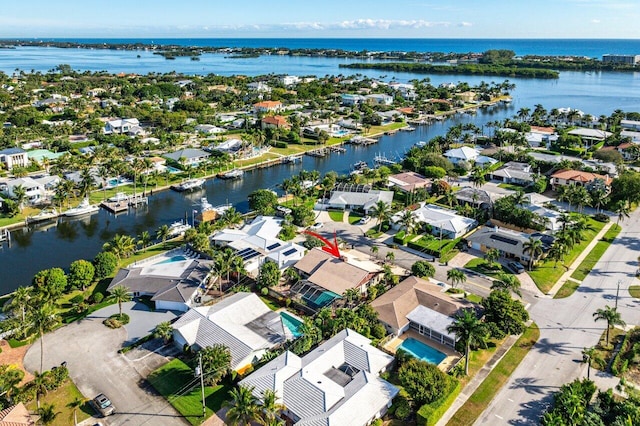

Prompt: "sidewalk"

[436,332,521,426]
[546,221,615,296]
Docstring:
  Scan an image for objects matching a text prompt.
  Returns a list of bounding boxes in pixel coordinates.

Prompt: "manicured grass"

[569,224,620,283]
[148,359,231,426]
[348,212,364,224]
[328,210,345,222]
[440,249,460,264]
[529,218,605,294]
[26,379,92,426]
[234,152,281,167]
[465,293,484,304]
[497,183,528,192]
[259,295,280,311]
[463,258,507,278]
[593,327,625,370]
[629,286,640,299]
[553,279,581,299]
[447,324,540,426]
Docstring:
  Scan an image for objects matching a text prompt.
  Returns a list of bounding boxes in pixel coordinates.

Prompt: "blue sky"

[1,0,639,38]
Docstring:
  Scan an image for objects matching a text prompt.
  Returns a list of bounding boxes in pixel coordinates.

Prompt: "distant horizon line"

[2,36,640,41]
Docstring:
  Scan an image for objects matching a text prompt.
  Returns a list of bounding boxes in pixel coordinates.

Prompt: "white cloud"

[591,19,601,23]
[459,22,473,27]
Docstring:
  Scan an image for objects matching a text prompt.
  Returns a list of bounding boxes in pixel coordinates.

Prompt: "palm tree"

[153,321,173,344]
[370,201,391,233]
[156,224,170,247]
[5,285,32,324]
[615,201,630,229]
[107,285,132,317]
[27,302,60,373]
[102,234,136,260]
[593,305,625,347]
[215,248,236,284]
[221,207,243,228]
[224,385,262,426]
[260,389,284,426]
[491,273,522,297]
[398,210,415,234]
[37,402,60,425]
[385,251,395,264]
[523,237,544,270]
[484,248,500,266]
[446,308,487,375]
[470,167,486,188]
[342,288,360,308]
[446,269,467,288]
[548,242,568,269]
[370,245,379,260]
[12,184,27,211]
[32,370,50,408]
[67,397,84,425]
[137,230,152,252]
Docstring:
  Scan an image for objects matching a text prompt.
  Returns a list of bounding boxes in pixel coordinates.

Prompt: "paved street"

[475,213,640,424]
[24,302,186,426]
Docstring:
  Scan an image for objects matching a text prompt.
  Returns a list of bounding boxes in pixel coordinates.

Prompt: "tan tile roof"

[551,169,612,185]
[254,101,282,108]
[0,403,35,425]
[261,115,289,127]
[295,249,374,295]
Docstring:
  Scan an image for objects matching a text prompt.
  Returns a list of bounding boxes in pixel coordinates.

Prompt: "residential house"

[454,187,494,210]
[107,256,210,312]
[621,119,640,131]
[195,124,226,134]
[172,292,289,371]
[261,115,290,130]
[394,203,477,239]
[103,118,143,135]
[279,75,300,86]
[443,146,480,165]
[27,149,66,165]
[0,177,44,204]
[387,171,430,193]
[212,139,243,155]
[0,403,37,425]
[365,93,394,106]
[620,130,640,144]
[327,189,394,214]
[490,162,535,186]
[550,169,612,191]
[567,128,613,148]
[467,226,550,263]
[239,329,398,426]
[292,248,381,308]
[211,215,305,273]
[372,276,474,347]
[0,148,29,170]
[147,156,167,173]
[389,82,417,101]
[248,82,272,93]
[254,101,282,114]
[163,148,210,168]
[525,126,558,148]
[340,93,366,106]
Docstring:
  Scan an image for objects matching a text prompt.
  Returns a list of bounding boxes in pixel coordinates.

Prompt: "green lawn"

[328,210,345,222]
[447,324,540,426]
[497,183,528,192]
[148,359,231,426]
[26,379,92,426]
[465,293,484,304]
[569,224,620,283]
[348,212,364,224]
[463,258,508,278]
[529,218,605,294]
[629,286,640,299]
[259,295,280,311]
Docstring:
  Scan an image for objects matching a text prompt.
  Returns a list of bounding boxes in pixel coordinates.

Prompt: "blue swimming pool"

[398,338,447,365]
[166,166,182,174]
[156,255,188,264]
[280,311,303,338]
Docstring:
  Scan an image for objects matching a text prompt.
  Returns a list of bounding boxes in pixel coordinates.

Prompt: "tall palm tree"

[224,385,262,426]
[446,269,467,288]
[523,237,544,270]
[446,308,487,375]
[102,234,136,260]
[67,397,84,425]
[221,207,243,228]
[153,321,173,344]
[593,305,625,347]
[27,302,60,374]
[581,346,600,380]
[370,245,379,260]
[32,370,50,408]
[398,210,415,234]
[37,402,60,425]
[615,201,630,229]
[156,224,170,247]
[260,389,284,426]
[484,248,500,266]
[5,285,32,324]
[370,201,391,233]
[107,285,132,317]
[12,184,27,211]
[137,231,152,252]
[470,167,486,188]
[491,273,522,297]
[342,288,361,308]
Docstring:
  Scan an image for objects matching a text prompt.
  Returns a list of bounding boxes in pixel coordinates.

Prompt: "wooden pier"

[306,148,328,158]
[349,136,378,146]
[0,229,10,245]
[100,195,148,214]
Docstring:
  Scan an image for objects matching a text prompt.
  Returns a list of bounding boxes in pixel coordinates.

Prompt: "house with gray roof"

[467,226,549,263]
[327,189,393,214]
[490,162,535,186]
[392,203,477,239]
[0,148,29,170]
[239,329,398,426]
[107,257,210,312]
[454,187,494,210]
[172,292,289,371]
[163,148,210,168]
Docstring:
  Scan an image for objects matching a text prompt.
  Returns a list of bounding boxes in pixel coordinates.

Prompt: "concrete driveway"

[24,302,187,426]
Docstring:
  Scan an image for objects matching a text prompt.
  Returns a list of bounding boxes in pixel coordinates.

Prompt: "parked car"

[91,394,115,417]
[309,222,323,230]
[358,216,371,225]
[508,261,526,274]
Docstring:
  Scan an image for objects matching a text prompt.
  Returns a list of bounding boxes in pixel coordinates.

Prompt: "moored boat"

[26,208,58,224]
[167,220,192,237]
[217,169,244,180]
[171,178,206,192]
[63,199,100,217]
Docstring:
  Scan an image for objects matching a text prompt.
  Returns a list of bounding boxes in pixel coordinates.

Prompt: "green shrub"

[103,318,122,328]
[70,294,85,304]
[92,292,104,304]
[593,213,610,223]
[393,395,413,420]
[273,141,288,148]
[393,230,406,244]
[416,380,461,426]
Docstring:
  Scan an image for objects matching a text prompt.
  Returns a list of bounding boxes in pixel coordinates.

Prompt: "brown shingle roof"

[295,249,374,295]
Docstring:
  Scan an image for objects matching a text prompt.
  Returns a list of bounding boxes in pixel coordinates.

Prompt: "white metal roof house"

[239,329,398,426]
[163,148,210,167]
[327,189,394,214]
[172,292,289,371]
[0,177,44,204]
[393,203,477,239]
[103,118,142,135]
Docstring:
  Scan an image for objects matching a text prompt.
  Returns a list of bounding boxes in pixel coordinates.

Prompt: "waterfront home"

[621,119,640,131]
[525,126,558,148]
[261,115,290,130]
[0,177,44,204]
[107,257,210,312]
[340,93,366,106]
[327,189,394,214]
[292,248,380,308]
[211,215,305,273]
[0,148,29,170]
[550,169,612,191]
[443,146,480,165]
[247,81,272,93]
[147,156,167,173]
[253,100,282,114]
[172,292,289,372]
[387,171,430,193]
[467,226,548,264]
[620,130,640,144]
[195,124,226,134]
[163,148,210,168]
[212,138,243,154]
[389,82,417,100]
[279,75,300,86]
[239,329,398,426]
[372,276,474,347]
[103,118,142,135]
[26,149,66,164]
[393,203,477,239]
[567,128,613,148]
[365,93,394,106]
[490,162,535,186]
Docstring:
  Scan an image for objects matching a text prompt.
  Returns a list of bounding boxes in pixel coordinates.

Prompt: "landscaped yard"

[629,286,640,299]
[464,258,509,278]
[528,218,605,294]
[148,358,231,426]
[328,210,345,222]
[569,224,620,282]
[26,380,92,426]
[447,324,540,426]
[592,327,626,373]
[497,183,528,192]
[348,212,364,224]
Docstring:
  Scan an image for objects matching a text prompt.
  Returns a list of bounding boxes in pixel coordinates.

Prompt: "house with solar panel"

[211,216,306,274]
[172,292,291,372]
[466,226,552,265]
[239,329,399,426]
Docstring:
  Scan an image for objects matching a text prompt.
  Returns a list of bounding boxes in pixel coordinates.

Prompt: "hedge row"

[416,380,462,426]
[611,327,640,376]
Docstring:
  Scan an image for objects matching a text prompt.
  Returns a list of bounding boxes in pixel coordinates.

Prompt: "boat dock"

[328,146,346,153]
[306,148,328,157]
[0,229,10,245]
[100,195,148,214]
[348,136,378,146]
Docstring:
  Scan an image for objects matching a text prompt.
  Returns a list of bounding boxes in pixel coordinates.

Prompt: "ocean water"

[20,38,640,57]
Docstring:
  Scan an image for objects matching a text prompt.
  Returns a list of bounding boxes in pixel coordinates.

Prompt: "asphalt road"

[24,302,187,426]
[475,212,640,425]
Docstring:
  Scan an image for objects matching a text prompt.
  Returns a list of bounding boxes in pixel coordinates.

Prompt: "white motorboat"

[63,199,100,217]
[167,220,192,237]
[26,208,58,224]
[200,197,214,212]
[171,178,205,192]
[217,169,244,180]
[107,192,129,202]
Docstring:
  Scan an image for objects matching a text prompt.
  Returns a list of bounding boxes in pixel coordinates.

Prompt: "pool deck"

[384,330,460,372]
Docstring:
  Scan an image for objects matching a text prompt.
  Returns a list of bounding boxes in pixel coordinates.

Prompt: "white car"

[309,222,323,230]
[358,216,371,225]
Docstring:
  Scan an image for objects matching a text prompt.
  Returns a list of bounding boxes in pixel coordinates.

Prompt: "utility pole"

[615,279,622,310]
[195,352,206,418]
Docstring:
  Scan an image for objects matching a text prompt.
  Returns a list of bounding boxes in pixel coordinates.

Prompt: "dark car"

[508,261,526,274]
[91,394,115,417]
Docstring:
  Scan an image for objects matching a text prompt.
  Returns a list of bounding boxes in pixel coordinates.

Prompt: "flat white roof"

[406,305,456,340]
